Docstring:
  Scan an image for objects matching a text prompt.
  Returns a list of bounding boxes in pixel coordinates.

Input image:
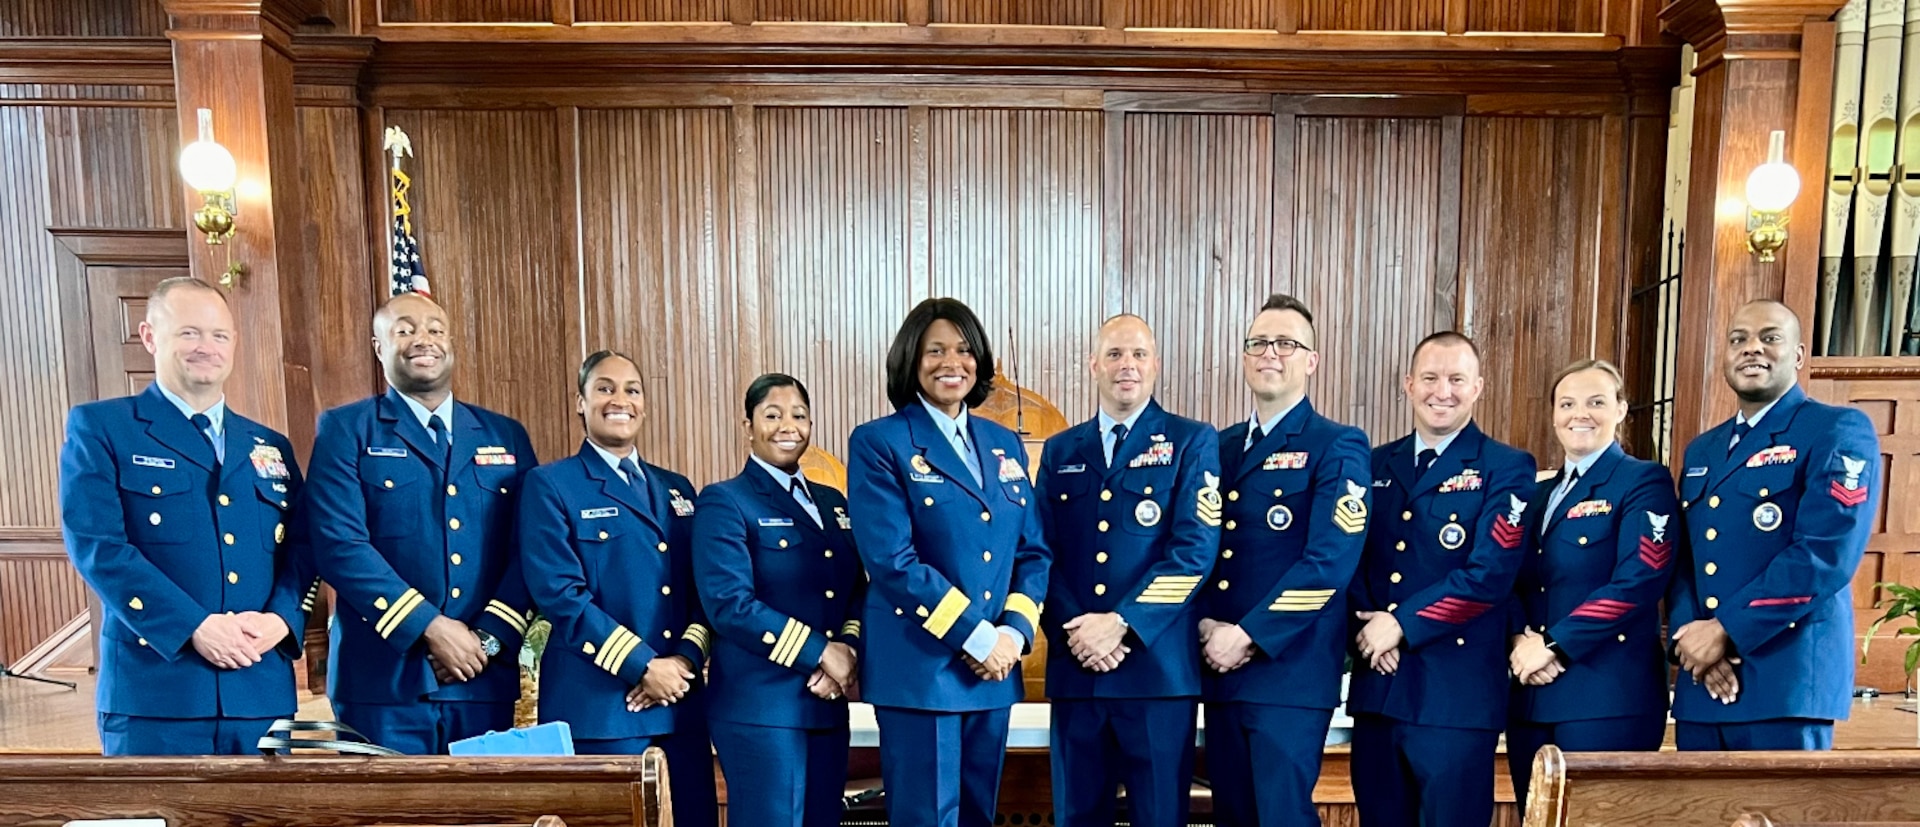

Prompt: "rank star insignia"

[1333,480,1367,534]
[1831,455,1870,506]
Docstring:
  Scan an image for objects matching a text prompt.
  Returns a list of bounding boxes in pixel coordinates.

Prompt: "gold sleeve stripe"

[1004,593,1041,629]
[1270,589,1336,611]
[683,624,712,655]
[1147,576,1204,588]
[924,588,971,638]
[375,589,425,639]
[771,618,812,668]
[1279,589,1337,598]
[595,626,638,672]
[485,600,530,634]
[603,630,643,675]
[840,619,863,638]
[1136,594,1192,604]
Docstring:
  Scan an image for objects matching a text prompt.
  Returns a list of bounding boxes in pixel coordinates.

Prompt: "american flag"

[386,127,430,297]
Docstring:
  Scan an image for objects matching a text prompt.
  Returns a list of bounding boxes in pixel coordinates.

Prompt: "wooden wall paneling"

[929,0,1101,26]
[755,107,913,469]
[754,0,904,23]
[577,107,743,485]
[0,538,91,667]
[927,108,1104,425]
[1129,0,1277,31]
[379,109,576,463]
[574,0,730,22]
[1433,114,1464,334]
[1458,116,1608,463]
[1297,0,1445,33]
[41,106,184,231]
[379,0,548,23]
[0,0,170,38]
[0,105,65,530]
[1119,111,1273,426]
[1288,116,1445,445]
[295,105,378,416]
[1468,0,1603,34]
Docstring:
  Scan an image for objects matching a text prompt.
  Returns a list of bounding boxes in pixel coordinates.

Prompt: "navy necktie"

[1416,448,1436,476]
[620,457,651,517]
[1730,421,1752,456]
[428,414,452,467]
[190,413,221,465]
[1108,422,1129,467]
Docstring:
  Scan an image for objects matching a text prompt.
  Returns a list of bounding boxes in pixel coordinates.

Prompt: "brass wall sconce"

[1746,130,1801,263]
[177,108,244,288]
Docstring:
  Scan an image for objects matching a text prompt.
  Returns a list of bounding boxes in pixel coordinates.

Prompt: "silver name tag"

[367,446,409,458]
[580,507,619,519]
[131,455,175,469]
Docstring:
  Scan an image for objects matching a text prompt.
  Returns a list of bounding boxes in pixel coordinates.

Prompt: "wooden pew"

[0,751,671,827]
[1526,745,1920,827]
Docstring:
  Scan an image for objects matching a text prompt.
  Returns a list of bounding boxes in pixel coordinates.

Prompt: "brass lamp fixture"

[1746,129,1802,263]
[177,108,244,287]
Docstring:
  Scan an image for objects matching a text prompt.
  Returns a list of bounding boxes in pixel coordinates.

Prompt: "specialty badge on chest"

[475,446,517,466]
[835,506,851,531]
[1128,435,1173,468]
[668,488,695,517]
[992,448,1026,483]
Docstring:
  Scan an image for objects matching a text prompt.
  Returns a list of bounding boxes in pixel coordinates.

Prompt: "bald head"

[372,292,455,400]
[1091,313,1160,419]
[1723,299,1804,410]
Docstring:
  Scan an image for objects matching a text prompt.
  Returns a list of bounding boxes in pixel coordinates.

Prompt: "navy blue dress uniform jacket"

[1350,422,1537,730]
[307,389,537,706]
[1202,399,1372,709]
[59,384,311,719]
[693,462,865,730]
[1034,400,1221,699]
[518,443,712,740]
[1510,443,1677,724]
[1670,385,1879,724]
[846,404,1051,712]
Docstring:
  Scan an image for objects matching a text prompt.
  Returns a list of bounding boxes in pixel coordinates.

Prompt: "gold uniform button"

[1144,486,1154,495]
[1705,596,1720,609]
[450,588,462,598]
[1704,562,1718,575]
[1390,572,1403,584]
[499,487,509,494]
[1096,552,1109,564]
[827,590,837,599]
[1708,495,1720,508]
[599,531,609,540]
[1095,584,1107,596]
[1618,634,1628,642]
[149,513,162,526]
[129,597,144,611]
[779,539,790,549]
[1395,541,1406,552]
[1788,622,1797,629]
[449,518,462,530]
[1225,520,1238,530]
[825,631,834,639]
[447,484,458,496]
[152,485,163,495]
[1456,638,1466,646]
[227,572,239,584]
[983,551,992,562]
[983,591,991,600]
[1020,498,1027,506]
[663,630,672,639]
[1759,488,1770,498]
[1449,513,1459,521]
[1221,549,1233,559]
[981,512,991,522]
[824,550,833,558]
[1228,491,1240,502]
[217,494,230,506]
[1705,528,1718,541]
[1539,586,1546,593]
[452,553,463,565]
[895,608,904,616]
[924,497,935,507]
[384,480,394,489]
[1578,537,1588,545]
[1387,603,1398,611]
[1098,520,1110,532]
[1101,490,1113,502]
[1402,511,1413,521]
[1217,580,1230,590]
[658,542,668,552]
[1272,489,1283,497]
[661,586,671,595]
[222,533,234,545]
[138,638,148,647]
[1059,493,1069,501]
[1013,485,1021,494]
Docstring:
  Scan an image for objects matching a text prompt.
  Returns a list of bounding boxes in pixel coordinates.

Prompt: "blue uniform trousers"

[1205,702,1331,827]
[1676,719,1833,751]
[98,712,280,756]
[1507,714,1665,811]
[710,720,849,827]
[574,730,719,827]
[873,705,1011,827]
[331,700,513,755]
[1351,714,1499,827]
[1051,697,1196,827]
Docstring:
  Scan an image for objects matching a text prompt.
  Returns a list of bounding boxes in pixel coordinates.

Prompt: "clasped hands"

[1353,610,1404,674]
[191,611,290,670]
[1197,618,1256,673]
[807,642,858,701]
[422,615,490,684]
[963,630,1023,682]
[1508,630,1564,685]
[1065,613,1131,673]
[1673,618,1741,704]
[626,655,697,712]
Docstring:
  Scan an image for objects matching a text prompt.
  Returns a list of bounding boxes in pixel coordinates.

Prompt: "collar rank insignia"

[1491,494,1527,549]
[997,456,1026,483]
[1831,455,1870,506]
[1745,445,1797,468]
[835,506,851,531]
[1639,512,1673,569]
[1438,469,1483,493]
[1128,441,1174,468]
[250,445,290,480]
[1566,499,1612,519]
[668,489,695,517]
[1263,451,1309,471]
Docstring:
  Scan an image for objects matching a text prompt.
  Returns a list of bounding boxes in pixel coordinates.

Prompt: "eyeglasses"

[1242,337,1312,357]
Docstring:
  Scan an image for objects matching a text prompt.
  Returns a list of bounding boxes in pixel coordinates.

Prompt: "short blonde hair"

[1550,358,1628,404]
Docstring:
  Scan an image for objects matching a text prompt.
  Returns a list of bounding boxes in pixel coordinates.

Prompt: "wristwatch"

[475,630,502,658]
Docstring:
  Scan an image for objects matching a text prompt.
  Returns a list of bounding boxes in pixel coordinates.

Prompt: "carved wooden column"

[1663,0,1847,457]
[164,0,319,453]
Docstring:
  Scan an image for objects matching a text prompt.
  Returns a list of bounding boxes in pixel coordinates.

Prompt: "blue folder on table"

[448,721,575,756]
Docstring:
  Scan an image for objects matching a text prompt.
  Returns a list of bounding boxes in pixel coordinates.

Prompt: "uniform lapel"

[578,441,652,526]
[1234,400,1311,484]
[645,464,678,534]
[906,405,989,509]
[745,459,825,534]
[1413,422,1486,500]
[1385,435,1418,494]
[1071,421,1107,479]
[1103,401,1164,481]
[446,401,484,482]
[1542,444,1623,539]
[219,414,255,486]
[1704,386,1807,496]
[134,384,218,472]
[379,389,444,471]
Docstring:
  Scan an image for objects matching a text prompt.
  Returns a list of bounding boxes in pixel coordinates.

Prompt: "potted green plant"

[1862,582,1920,722]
